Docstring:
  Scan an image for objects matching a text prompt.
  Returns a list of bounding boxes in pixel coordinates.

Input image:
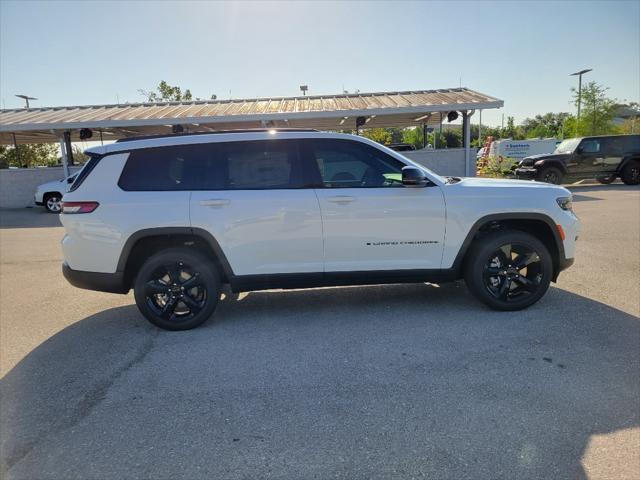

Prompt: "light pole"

[15,94,37,109]
[299,85,308,96]
[570,69,592,122]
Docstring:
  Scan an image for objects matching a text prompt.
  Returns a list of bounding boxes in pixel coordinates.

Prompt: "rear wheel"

[536,166,564,185]
[134,248,221,330]
[464,230,553,311]
[44,193,62,213]
[621,161,640,185]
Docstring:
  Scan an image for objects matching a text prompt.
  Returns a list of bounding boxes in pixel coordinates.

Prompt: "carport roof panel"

[0,87,503,143]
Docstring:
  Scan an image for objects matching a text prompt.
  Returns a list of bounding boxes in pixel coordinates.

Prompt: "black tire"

[620,160,640,185]
[133,247,221,330]
[44,193,62,213]
[464,229,553,311]
[596,175,616,184]
[536,166,564,185]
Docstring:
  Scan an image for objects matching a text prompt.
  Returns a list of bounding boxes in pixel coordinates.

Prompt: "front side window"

[306,139,405,188]
[580,139,601,154]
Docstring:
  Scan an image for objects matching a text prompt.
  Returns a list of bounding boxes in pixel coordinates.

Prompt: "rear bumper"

[62,263,129,294]
[515,167,537,179]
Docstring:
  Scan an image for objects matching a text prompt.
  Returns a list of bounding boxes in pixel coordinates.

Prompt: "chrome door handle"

[327,195,355,204]
[199,199,230,207]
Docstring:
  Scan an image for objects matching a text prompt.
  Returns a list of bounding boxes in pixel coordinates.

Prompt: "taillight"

[61,201,99,214]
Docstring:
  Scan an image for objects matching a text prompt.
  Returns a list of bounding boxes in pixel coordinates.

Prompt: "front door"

[571,138,606,179]
[302,138,446,272]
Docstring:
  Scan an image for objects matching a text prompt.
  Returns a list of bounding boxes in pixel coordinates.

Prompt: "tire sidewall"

[464,230,553,311]
[134,248,220,331]
[621,161,640,185]
[537,167,563,185]
[44,194,62,213]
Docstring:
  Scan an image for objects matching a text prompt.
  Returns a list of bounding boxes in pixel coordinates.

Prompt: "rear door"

[304,138,446,272]
[189,139,323,275]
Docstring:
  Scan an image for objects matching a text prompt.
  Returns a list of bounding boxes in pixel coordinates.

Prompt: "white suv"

[60,130,579,330]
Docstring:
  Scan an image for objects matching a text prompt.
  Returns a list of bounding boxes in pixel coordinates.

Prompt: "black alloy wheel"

[483,243,544,303]
[134,248,220,330]
[464,230,553,311]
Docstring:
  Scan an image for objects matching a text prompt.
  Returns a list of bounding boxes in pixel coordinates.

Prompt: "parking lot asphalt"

[1,185,639,480]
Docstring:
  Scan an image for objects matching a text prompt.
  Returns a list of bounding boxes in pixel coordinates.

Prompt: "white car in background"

[34,174,76,213]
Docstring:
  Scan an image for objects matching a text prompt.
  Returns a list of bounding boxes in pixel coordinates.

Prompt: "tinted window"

[119,146,195,191]
[119,140,303,191]
[306,139,405,188]
[221,140,301,190]
[579,139,601,154]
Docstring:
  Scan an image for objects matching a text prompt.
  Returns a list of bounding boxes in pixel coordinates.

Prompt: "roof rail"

[114,128,319,143]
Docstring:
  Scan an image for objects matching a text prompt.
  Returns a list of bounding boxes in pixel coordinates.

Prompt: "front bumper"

[62,262,129,294]
[514,167,537,179]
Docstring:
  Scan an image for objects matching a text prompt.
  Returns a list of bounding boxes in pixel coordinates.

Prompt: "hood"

[37,178,65,190]
[456,176,569,192]
[520,153,570,166]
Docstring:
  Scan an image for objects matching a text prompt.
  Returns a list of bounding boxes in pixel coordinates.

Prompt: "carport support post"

[63,131,74,166]
[59,135,70,179]
[462,110,474,176]
[462,111,471,177]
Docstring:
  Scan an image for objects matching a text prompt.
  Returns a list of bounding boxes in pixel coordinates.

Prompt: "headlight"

[556,196,573,211]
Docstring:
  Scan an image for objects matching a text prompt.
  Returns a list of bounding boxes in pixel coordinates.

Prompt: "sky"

[0,0,639,127]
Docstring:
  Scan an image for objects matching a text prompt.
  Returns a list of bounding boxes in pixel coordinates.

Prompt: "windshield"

[554,138,580,154]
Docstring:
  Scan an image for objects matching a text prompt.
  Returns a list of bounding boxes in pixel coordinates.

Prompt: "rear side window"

[118,140,304,191]
[119,146,196,191]
[213,140,303,190]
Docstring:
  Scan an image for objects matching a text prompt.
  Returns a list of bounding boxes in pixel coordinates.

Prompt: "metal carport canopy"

[0,87,503,144]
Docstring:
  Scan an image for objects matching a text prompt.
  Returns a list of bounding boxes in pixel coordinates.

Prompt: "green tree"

[0,143,59,168]
[520,112,570,138]
[569,81,619,136]
[360,128,392,145]
[139,80,218,102]
[402,127,424,149]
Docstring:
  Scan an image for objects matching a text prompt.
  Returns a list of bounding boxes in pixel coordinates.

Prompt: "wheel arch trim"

[450,212,567,277]
[116,227,235,278]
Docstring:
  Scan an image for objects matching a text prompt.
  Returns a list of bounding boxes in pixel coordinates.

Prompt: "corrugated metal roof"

[0,87,503,144]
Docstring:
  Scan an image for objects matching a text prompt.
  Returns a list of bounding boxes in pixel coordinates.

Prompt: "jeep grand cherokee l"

[61,130,579,330]
[515,134,640,185]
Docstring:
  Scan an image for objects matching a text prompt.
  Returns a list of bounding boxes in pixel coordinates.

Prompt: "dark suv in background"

[515,134,640,185]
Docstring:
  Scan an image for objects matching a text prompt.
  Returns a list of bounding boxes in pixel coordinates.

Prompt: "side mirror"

[576,146,583,154]
[67,177,74,184]
[402,166,429,187]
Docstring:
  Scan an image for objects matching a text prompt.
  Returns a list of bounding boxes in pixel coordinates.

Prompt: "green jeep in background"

[515,134,640,185]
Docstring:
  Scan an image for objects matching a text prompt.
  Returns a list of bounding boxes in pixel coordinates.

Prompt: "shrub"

[477,156,517,178]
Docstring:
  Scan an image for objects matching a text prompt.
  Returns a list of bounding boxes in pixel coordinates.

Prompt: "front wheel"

[536,166,564,185]
[134,248,221,330]
[464,230,553,311]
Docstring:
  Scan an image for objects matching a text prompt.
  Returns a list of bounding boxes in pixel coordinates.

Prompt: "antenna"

[15,94,37,109]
